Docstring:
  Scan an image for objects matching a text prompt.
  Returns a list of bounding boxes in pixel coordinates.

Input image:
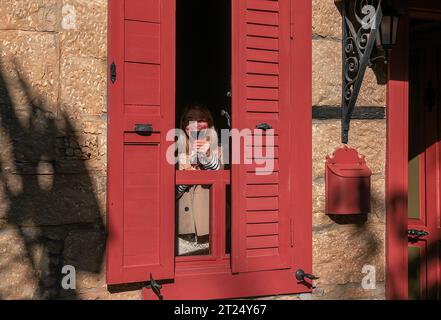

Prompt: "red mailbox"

[325,146,372,215]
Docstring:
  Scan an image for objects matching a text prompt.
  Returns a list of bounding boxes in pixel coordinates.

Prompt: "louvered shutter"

[231,0,292,273]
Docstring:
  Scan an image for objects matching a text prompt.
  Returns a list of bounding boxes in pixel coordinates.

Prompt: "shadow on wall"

[326,177,381,270]
[0,60,106,299]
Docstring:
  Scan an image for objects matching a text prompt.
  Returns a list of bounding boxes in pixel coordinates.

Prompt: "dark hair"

[179,103,214,131]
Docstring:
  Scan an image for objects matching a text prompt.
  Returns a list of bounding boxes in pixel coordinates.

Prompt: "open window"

[175,0,232,258]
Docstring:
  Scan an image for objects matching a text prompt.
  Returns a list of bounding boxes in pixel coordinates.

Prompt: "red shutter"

[107,0,175,285]
[231,0,293,273]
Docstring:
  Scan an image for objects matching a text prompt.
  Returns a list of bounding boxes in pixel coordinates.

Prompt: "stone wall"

[0,0,387,300]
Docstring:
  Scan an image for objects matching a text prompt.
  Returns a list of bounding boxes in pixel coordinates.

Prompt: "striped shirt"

[176,154,221,198]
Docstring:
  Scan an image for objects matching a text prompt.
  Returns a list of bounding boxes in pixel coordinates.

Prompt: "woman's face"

[184,109,209,136]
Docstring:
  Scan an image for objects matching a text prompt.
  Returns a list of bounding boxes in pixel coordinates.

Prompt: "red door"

[106,0,175,284]
[407,19,441,299]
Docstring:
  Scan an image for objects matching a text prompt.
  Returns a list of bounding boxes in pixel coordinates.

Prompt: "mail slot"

[325,146,372,215]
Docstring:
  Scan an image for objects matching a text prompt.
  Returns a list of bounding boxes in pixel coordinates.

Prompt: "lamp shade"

[376,8,400,50]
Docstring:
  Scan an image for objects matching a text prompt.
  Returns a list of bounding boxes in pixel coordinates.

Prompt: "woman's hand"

[192,139,211,157]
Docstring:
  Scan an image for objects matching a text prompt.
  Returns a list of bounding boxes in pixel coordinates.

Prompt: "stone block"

[0,226,40,299]
[0,0,62,32]
[313,119,386,179]
[313,0,342,39]
[60,56,107,117]
[74,289,142,300]
[0,31,59,114]
[313,39,386,107]
[312,282,385,300]
[313,224,385,285]
[60,0,107,60]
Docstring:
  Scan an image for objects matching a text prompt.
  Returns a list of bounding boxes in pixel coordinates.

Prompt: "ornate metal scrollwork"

[341,0,383,144]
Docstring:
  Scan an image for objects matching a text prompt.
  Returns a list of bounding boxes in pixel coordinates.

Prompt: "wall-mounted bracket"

[341,0,383,144]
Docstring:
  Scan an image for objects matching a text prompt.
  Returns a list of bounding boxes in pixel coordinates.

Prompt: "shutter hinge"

[110,62,116,84]
[146,273,163,300]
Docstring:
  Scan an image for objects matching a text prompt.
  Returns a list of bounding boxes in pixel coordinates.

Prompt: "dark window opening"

[175,0,231,257]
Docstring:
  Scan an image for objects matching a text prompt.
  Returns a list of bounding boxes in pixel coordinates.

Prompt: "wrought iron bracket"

[341,0,384,144]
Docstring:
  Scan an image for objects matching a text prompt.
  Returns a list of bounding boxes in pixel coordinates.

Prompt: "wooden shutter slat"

[125,0,161,23]
[247,60,279,75]
[245,160,280,173]
[246,184,279,197]
[247,223,279,236]
[246,197,279,211]
[247,36,279,51]
[247,23,279,38]
[246,100,279,113]
[247,247,279,258]
[247,87,279,100]
[246,0,279,12]
[246,10,279,26]
[247,211,279,224]
[125,21,160,64]
[246,74,279,88]
[245,172,279,184]
[247,235,279,249]
[247,49,279,63]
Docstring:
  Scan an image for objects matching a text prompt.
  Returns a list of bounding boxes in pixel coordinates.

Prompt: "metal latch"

[135,124,153,136]
[256,123,273,131]
[295,269,319,282]
[408,229,429,238]
[146,273,163,300]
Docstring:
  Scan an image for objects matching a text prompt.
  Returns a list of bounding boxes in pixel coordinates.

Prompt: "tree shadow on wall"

[0,61,106,299]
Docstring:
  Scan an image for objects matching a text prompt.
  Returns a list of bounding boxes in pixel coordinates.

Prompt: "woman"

[176,103,223,249]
